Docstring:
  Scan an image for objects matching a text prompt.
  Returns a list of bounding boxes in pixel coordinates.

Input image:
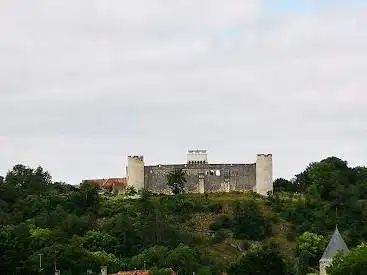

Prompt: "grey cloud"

[0,1,366,184]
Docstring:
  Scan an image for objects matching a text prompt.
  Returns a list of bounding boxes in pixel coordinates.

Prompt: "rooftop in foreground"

[320,226,349,261]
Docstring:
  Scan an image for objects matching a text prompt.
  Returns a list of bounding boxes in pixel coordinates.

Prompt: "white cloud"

[0,1,366,184]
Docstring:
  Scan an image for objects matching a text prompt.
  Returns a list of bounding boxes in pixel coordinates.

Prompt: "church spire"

[320,226,349,261]
[319,208,348,275]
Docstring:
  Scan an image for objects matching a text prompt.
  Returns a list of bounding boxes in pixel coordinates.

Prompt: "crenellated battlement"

[128,155,144,161]
[257,154,272,158]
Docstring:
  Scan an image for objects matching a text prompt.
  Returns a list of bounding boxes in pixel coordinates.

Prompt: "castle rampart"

[126,151,273,196]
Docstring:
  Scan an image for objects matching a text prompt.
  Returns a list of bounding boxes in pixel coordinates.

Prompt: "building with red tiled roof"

[83,177,127,194]
[109,269,176,275]
[110,271,149,275]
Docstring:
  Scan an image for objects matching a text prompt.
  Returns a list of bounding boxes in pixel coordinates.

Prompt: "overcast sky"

[1,1,366,184]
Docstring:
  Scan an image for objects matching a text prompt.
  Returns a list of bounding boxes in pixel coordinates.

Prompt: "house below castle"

[100,266,176,275]
[82,178,127,194]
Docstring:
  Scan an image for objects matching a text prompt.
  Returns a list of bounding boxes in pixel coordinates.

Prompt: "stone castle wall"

[127,153,273,196]
[144,163,256,194]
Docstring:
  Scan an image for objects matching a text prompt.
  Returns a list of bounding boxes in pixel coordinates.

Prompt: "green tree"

[295,157,356,203]
[136,191,181,248]
[29,224,56,250]
[166,243,201,275]
[272,157,367,245]
[125,185,137,196]
[3,159,367,275]
[228,244,290,275]
[0,223,32,274]
[28,242,90,274]
[232,200,269,240]
[273,178,300,193]
[81,230,119,255]
[5,164,52,194]
[130,245,169,269]
[353,166,367,200]
[87,250,122,272]
[196,266,213,275]
[327,242,367,274]
[68,182,100,214]
[107,213,140,257]
[166,168,186,195]
[295,232,327,274]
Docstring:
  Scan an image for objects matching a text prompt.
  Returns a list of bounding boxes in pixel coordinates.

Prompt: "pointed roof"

[320,226,349,261]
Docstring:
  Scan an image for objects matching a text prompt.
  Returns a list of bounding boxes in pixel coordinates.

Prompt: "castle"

[126,150,273,196]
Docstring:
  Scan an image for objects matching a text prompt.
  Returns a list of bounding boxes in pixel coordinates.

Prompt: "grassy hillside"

[1,157,367,274]
[97,190,298,272]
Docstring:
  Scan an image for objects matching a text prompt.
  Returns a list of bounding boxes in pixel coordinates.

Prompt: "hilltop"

[1,157,367,274]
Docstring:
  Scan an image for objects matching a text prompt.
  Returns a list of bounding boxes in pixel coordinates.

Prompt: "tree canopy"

[327,243,367,275]
[166,168,186,195]
[228,243,290,275]
[1,156,367,274]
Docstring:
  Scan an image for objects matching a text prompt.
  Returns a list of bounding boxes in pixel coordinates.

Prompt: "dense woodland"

[1,157,367,274]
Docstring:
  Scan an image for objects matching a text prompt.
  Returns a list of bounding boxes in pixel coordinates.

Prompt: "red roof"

[110,269,176,275]
[83,178,127,188]
[110,271,149,275]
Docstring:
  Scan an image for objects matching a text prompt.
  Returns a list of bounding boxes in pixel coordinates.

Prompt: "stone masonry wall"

[144,163,256,194]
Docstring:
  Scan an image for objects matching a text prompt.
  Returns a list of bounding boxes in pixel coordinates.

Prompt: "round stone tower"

[255,154,273,196]
[127,155,145,191]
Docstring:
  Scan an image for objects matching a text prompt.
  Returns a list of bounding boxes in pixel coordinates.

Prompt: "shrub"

[209,215,232,231]
[240,240,251,250]
[208,202,223,214]
[232,201,269,241]
[212,229,228,244]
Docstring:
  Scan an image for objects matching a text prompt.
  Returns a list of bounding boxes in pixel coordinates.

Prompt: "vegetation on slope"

[0,157,367,274]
